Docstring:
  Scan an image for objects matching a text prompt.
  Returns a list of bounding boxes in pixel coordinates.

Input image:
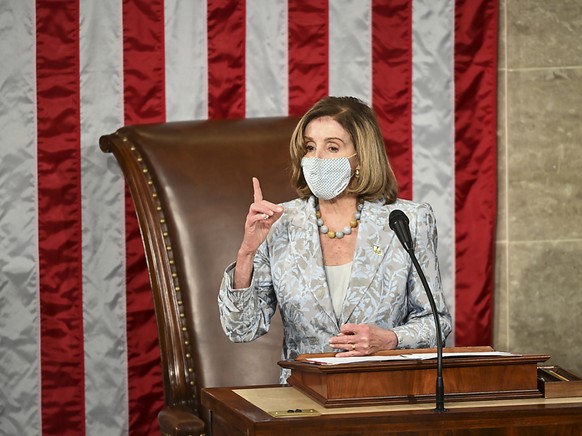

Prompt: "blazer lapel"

[287,198,338,326]
[339,200,397,324]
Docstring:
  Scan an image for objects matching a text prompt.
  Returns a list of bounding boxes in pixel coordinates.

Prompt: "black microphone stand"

[407,249,447,413]
[389,209,446,412]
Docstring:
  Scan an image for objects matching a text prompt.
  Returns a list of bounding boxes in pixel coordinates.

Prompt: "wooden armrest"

[158,406,206,436]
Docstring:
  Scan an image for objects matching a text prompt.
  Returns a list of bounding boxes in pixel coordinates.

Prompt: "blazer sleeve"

[391,203,452,348]
[217,240,278,343]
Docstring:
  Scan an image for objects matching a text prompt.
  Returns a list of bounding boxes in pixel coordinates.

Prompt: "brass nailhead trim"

[128,139,198,405]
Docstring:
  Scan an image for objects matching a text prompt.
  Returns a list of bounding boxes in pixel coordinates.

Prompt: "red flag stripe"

[454,0,498,345]
[371,0,413,199]
[207,0,246,119]
[122,1,166,434]
[36,1,85,434]
[288,0,329,116]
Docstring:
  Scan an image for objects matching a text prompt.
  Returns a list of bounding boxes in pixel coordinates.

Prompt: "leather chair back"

[100,117,299,435]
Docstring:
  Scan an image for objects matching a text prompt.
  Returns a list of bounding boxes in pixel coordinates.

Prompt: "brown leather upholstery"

[99,117,300,435]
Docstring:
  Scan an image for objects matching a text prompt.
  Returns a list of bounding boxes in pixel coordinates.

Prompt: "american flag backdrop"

[0,0,498,434]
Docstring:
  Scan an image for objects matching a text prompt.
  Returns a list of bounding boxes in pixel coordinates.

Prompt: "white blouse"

[324,262,353,319]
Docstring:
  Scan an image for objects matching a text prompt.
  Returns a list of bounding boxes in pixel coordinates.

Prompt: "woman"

[218,96,451,381]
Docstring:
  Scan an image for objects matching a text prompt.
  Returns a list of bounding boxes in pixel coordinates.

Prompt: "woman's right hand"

[234,178,283,289]
[239,177,284,256]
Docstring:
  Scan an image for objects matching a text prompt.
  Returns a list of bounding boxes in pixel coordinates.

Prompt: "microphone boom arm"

[389,208,446,412]
[408,249,446,412]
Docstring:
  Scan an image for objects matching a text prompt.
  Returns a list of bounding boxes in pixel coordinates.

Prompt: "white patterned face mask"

[301,154,357,200]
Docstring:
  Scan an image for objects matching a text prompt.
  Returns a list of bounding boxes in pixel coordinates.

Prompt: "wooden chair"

[99,117,299,435]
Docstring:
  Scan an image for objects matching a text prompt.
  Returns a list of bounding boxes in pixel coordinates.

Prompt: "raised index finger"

[252,177,263,203]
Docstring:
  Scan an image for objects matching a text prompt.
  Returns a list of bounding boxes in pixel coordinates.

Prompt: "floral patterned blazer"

[218,196,452,381]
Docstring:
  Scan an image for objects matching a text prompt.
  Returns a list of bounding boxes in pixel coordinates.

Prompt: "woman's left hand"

[329,323,398,356]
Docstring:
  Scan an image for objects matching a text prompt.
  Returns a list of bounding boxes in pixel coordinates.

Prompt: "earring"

[355,168,360,178]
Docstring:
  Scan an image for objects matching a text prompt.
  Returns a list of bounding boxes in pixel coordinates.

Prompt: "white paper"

[303,351,518,365]
[405,351,517,360]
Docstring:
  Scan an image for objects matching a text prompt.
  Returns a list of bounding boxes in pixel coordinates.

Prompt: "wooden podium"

[278,346,551,407]
[201,347,582,435]
[201,386,582,435]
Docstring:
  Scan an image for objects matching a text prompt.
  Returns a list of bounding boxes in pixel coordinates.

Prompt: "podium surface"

[201,385,582,436]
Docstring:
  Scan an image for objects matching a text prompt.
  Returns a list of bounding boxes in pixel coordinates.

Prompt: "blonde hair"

[290,96,398,203]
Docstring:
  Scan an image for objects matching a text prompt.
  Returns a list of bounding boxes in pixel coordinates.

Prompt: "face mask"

[301,154,356,200]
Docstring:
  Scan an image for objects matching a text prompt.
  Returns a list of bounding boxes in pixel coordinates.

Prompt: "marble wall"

[496,0,582,376]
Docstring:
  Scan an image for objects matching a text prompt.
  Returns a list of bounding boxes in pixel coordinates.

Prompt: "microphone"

[388,210,413,251]
[389,209,447,413]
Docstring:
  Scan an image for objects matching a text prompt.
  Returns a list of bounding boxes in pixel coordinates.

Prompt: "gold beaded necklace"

[315,199,364,239]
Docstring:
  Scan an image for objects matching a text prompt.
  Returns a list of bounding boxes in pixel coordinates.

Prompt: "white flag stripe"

[165,0,208,121]
[245,0,288,117]
[328,0,372,104]
[0,0,40,434]
[411,0,456,342]
[79,0,129,434]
